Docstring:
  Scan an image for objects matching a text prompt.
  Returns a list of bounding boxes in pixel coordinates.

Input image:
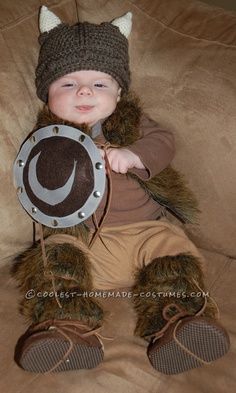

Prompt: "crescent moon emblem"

[28,151,77,205]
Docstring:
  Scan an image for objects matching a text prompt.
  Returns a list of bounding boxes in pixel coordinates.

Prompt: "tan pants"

[88,219,204,290]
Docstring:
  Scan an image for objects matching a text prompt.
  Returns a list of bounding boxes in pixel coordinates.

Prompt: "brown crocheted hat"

[36,7,132,102]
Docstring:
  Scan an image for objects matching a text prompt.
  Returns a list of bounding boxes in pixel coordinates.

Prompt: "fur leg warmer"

[132,253,218,338]
[11,242,104,328]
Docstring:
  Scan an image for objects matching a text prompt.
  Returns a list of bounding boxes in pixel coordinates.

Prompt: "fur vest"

[34,91,199,237]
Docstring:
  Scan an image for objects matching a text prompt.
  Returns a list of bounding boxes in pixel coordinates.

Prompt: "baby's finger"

[119,163,128,174]
[110,158,120,173]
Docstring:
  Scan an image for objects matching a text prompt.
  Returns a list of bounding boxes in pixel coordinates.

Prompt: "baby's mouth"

[76,105,94,112]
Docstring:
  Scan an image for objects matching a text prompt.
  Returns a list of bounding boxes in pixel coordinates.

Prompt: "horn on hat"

[39,6,132,38]
[111,12,132,38]
[39,5,62,33]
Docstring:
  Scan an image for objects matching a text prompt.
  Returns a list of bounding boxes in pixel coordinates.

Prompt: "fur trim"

[11,242,104,326]
[27,291,104,326]
[132,254,218,338]
[129,167,200,224]
[12,243,93,292]
[103,91,142,146]
[17,287,104,327]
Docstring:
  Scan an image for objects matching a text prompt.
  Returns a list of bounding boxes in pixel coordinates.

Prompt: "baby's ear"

[117,87,122,102]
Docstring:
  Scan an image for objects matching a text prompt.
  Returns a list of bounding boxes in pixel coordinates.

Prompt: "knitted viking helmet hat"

[36,6,132,102]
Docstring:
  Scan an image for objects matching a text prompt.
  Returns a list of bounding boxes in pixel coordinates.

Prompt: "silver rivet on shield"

[17,159,24,167]
[78,211,85,219]
[93,191,101,198]
[30,135,36,143]
[53,126,59,134]
[17,187,23,194]
[79,135,86,142]
[52,219,58,226]
[32,207,37,214]
[95,162,103,170]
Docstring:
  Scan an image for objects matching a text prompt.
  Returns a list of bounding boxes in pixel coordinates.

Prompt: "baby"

[12,6,229,375]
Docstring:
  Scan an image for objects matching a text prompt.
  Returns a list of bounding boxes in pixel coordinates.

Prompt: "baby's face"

[48,70,121,126]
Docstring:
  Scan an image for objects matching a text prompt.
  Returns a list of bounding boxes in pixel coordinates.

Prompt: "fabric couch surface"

[0,0,235,392]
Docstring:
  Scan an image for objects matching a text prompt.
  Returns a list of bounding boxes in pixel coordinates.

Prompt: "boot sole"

[148,317,230,375]
[15,330,104,373]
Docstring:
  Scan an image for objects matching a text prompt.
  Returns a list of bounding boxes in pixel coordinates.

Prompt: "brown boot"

[132,253,230,374]
[12,240,105,372]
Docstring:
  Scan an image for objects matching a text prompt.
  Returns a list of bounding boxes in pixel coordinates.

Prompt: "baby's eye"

[94,83,107,88]
[62,83,75,87]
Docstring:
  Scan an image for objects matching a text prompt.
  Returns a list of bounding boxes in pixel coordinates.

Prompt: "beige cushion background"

[0,0,235,392]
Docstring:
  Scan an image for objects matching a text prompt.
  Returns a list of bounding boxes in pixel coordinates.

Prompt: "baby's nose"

[77,85,92,96]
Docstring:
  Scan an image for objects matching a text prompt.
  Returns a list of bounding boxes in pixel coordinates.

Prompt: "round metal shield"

[13,124,106,228]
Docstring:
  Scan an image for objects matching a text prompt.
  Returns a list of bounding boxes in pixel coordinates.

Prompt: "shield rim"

[13,124,106,228]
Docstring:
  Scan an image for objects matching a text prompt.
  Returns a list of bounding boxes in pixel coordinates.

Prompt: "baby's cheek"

[48,96,67,117]
[105,99,118,116]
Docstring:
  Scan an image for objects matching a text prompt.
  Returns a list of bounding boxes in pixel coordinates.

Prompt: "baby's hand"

[99,148,145,174]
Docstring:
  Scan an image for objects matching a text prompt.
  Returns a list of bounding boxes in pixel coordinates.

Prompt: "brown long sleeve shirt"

[85,114,175,228]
